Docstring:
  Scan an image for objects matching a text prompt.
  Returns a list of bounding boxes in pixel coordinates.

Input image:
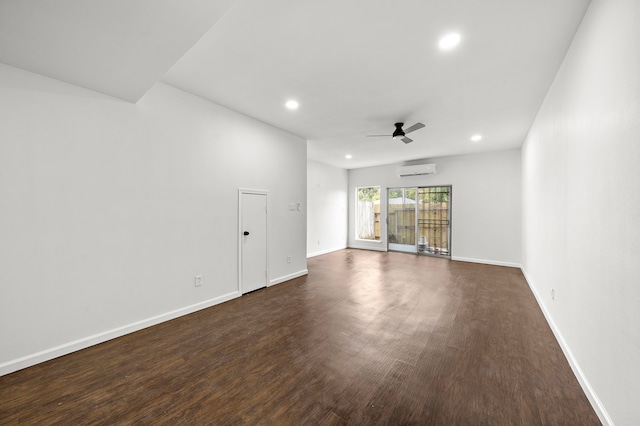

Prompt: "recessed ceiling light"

[285,100,299,110]
[438,33,461,50]
[345,154,352,159]
[471,134,483,142]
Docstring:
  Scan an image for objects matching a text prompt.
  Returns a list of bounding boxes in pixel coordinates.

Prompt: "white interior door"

[240,191,268,293]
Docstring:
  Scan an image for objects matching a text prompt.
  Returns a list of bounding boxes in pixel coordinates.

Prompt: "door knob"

[243,231,250,236]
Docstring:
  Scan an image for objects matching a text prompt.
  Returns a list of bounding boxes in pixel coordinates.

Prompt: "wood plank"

[0,249,600,424]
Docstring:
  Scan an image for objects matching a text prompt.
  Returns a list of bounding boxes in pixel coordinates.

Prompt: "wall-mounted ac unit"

[398,163,437,177]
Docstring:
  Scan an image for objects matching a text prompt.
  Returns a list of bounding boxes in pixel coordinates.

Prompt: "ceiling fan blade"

[404,122,425,134]
[366,134,392,137]
[401,136,413,144]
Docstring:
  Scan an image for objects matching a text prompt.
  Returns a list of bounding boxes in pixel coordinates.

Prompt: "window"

[356,186,380,240]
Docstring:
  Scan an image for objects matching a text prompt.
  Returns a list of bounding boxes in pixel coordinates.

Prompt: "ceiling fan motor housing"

[392,122,405,138]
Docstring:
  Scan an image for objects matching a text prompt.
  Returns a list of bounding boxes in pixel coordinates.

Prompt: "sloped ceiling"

[0,0,591,169]
[0,0,236,102]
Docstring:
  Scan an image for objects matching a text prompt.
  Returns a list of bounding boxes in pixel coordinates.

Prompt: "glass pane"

[356,186,380,240]
[388,187,417,253]
[418,186,451,257]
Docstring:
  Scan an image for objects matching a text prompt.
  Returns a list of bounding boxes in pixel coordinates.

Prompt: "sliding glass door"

[387,186,451,258]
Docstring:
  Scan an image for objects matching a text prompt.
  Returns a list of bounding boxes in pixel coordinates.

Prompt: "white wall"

[307,159,348,257]
[0,64,307,374]
[521,0,640,424]
[348,150,521,266]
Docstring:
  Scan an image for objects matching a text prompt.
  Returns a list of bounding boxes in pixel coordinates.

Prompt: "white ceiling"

[0,0,591,169]
[0,0,236,102]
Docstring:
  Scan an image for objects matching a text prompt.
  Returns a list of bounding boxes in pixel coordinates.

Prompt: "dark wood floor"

[1,249,600,425]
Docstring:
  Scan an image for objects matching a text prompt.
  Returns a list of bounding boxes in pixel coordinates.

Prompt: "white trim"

[451,256,521,268]
[0,291,240,377]
[238,188,270,294]
[354,238,383,244]
[269,269,308,286]
[307,246,347,258]
[521,268,613,426]
[348,243,387,252]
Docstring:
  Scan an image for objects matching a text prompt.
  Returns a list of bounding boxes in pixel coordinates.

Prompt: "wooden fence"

[388,203,449,250]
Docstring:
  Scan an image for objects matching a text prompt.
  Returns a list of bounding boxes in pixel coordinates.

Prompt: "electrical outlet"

[551,288,555,301]
[195,275,203,287]
[287,255,292,264]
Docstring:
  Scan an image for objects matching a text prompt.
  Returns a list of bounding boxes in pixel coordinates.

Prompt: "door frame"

[238,188,270,294]
[417,185,452,259]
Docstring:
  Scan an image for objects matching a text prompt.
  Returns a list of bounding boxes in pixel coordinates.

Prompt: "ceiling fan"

[367,122,425,144]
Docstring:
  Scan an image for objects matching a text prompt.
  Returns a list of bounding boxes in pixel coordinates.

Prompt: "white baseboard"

[307,246,347,258]
[521,268,613,426]
[269,269,308,286]
[0,291,241,377]
[452,256,521,268]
